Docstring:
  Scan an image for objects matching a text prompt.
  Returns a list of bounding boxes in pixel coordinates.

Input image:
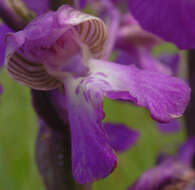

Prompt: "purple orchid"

[4,5,190,184]
[128,138,195,190]
[128,0,195,49]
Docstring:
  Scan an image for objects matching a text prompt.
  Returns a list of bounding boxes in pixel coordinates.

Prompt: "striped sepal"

[6,53,62,90]
[58,6,108,59]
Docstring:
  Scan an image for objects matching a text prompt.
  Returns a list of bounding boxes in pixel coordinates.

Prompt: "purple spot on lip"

[75,85,80,94]
[80,79,84,84]
[98,79,110,87]
[87,89,92,101]
[83,91,89,102]
[96,72,108,78]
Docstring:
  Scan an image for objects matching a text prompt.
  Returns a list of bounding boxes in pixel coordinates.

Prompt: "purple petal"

[23,0,49,15]
[156,119,180,133]
[89,59,190,123]
[128,0,195,49]
[65,78,117,184]
[178,138,195,166]
[104,123,139,152]
[0,23,12,66]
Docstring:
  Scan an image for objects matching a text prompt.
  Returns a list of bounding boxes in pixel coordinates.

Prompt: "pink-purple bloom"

[4,5,190,184]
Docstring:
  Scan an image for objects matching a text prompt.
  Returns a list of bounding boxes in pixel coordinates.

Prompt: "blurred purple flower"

[4,5,190,184]
[115,13,178,76]
[128,0,195,49]
[128,138,195,190]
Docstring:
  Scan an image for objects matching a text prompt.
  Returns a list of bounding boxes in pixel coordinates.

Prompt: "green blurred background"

[0,64,186,190]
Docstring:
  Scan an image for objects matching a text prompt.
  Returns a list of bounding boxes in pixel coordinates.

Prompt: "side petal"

[65,78,117,184]
[128,0,195,49]
[89,59,190,122]
[104,123,139,152]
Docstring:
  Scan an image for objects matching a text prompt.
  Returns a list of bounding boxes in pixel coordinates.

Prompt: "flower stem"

[185,50,195,136]
[32,90,92,190]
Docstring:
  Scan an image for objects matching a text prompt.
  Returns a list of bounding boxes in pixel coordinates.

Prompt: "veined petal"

[128,0,195,49]
[5,5,107,90]
[104,123,139,152]
[57,5,107,59]
[65,77,117,184]
[88,59,190,122]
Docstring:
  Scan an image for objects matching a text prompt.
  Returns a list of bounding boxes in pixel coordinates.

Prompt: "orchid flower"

[4,5,190,184]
